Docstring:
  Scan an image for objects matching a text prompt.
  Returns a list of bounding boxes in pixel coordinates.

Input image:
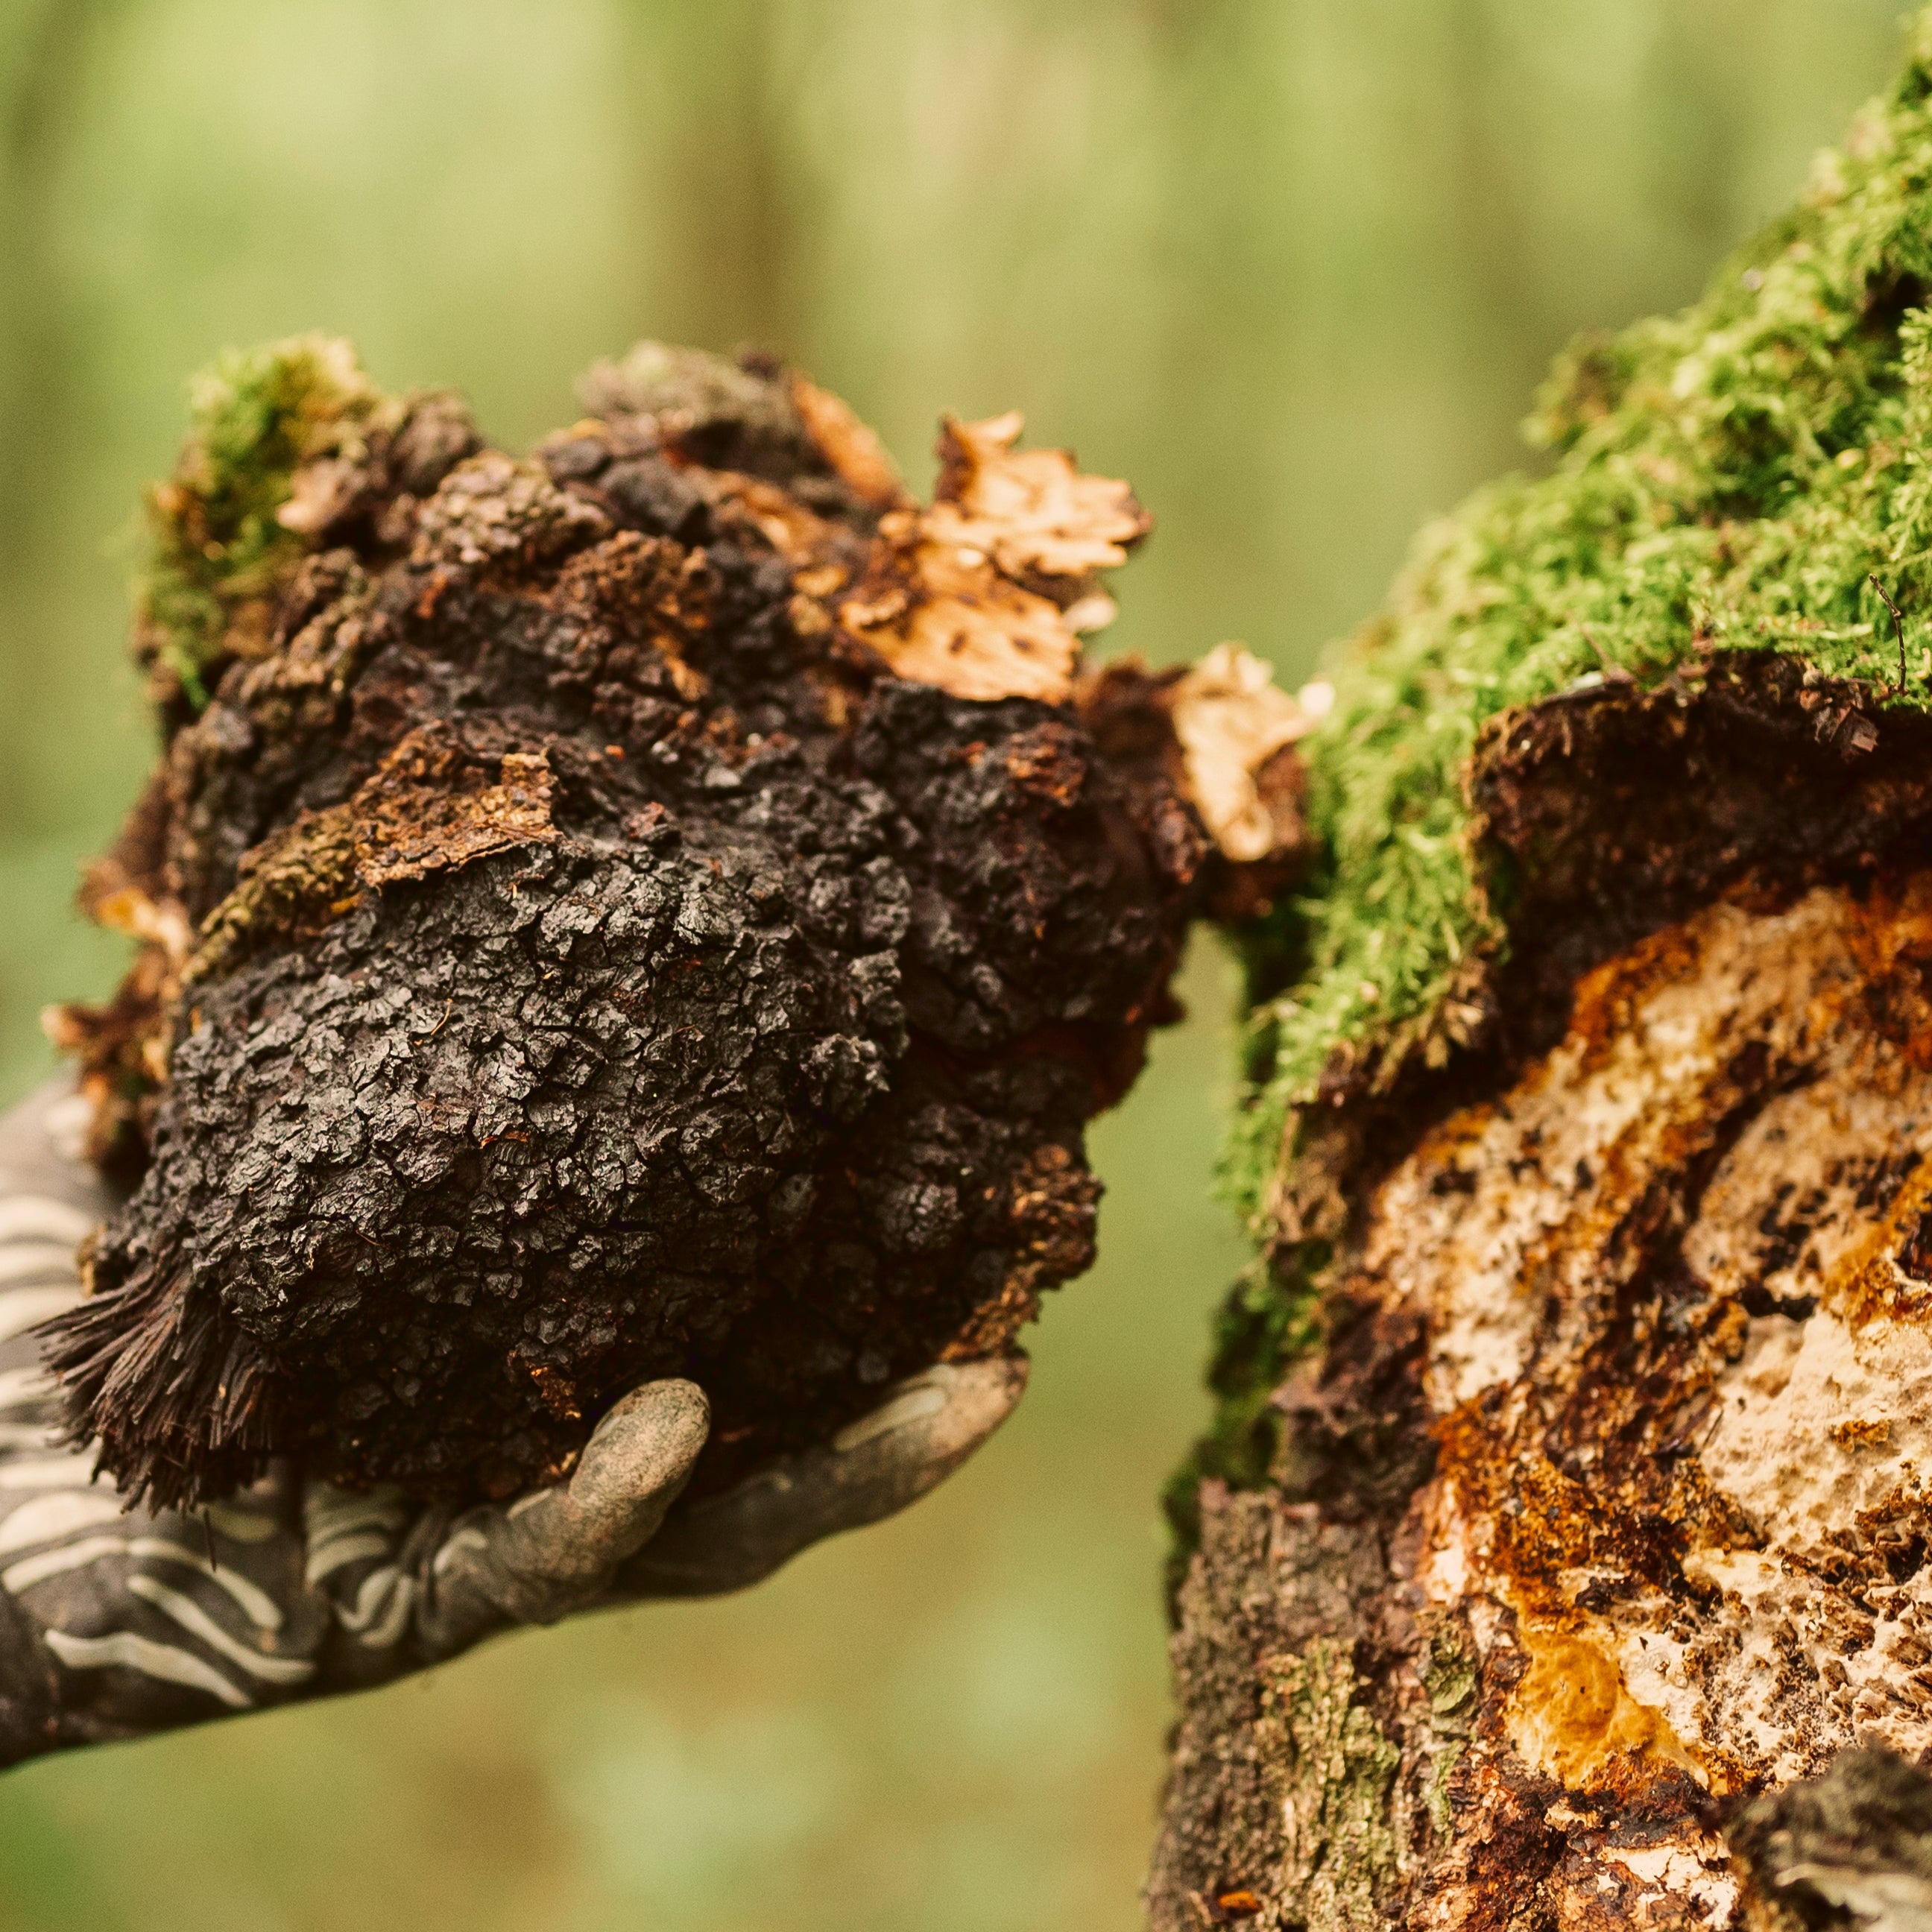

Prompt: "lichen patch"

[1260,1638,1401,1932]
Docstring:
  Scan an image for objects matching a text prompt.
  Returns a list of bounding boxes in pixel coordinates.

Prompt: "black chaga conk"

[44,336,1313,1508]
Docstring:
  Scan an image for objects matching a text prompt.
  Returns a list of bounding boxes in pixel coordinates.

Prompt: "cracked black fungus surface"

[53,373,1205,1508]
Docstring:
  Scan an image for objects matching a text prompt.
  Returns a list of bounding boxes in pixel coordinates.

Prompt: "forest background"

[0,3,1908,1927]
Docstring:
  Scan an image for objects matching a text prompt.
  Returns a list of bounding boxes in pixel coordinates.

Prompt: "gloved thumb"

[420,1378,709,1645]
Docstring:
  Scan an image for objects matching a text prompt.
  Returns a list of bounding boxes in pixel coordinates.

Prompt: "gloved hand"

[0,1076,1026,1765]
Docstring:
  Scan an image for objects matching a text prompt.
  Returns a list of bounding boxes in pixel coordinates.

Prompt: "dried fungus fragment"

[789,375,907,511]
[841,522,1084,703]
[346,735,555,888]
[1167,646,1328,865]
[928,410,1151,584]
[840,411,1149,705]
[1074,652,1316,924]
[183,727,557,985]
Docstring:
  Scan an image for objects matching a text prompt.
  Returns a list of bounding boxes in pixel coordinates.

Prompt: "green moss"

[1225,7,1932,1235]
[137,333,392,710]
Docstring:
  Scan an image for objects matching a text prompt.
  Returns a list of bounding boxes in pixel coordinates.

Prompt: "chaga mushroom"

[44,335,1317,1511]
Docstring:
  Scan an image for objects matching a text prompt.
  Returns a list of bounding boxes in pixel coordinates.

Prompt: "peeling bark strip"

[45,337,1316,1512]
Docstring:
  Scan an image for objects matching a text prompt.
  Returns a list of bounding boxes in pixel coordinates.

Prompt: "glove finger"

[534,1376,713,1569]
[616,1354,1027,1600]
[424,1378,708,1637]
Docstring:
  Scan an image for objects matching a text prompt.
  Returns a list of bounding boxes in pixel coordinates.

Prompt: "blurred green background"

[0,2,1907,1925]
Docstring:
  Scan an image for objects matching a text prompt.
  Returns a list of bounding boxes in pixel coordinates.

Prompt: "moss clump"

[1225,6,1932,1233]
[135,332,396,710]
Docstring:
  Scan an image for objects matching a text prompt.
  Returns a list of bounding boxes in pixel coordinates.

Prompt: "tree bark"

[1152,859,1932,1928]
[1147,13,1932,1919]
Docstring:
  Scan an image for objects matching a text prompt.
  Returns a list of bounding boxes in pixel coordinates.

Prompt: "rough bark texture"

[1153,18,1932,1923]
[1152,686,1932,1929]
[46,340,1313,1511]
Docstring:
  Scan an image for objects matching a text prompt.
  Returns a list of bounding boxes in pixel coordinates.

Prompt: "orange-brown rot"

[1291,657,1932,1233]
[1831,1415,1893,1448]
[1504,1629,1703,1793]
[1562,915,1711,1077]
[1391,1096,1494,1190]
[1822,1155,1932,1331]
[1374,883,1932,1811]
[1433,1390,1743,1793]
[1839,869,1932,1070]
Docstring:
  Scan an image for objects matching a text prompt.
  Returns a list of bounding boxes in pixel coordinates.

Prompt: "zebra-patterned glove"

[0,1076,1026,1765]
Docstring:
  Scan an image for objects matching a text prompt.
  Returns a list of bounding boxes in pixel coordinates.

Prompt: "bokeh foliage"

[0,2,1903,1926]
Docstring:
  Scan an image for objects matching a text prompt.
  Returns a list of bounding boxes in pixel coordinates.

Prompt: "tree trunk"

[1151,862,1932,1929]
[1147,14,1932,1926]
